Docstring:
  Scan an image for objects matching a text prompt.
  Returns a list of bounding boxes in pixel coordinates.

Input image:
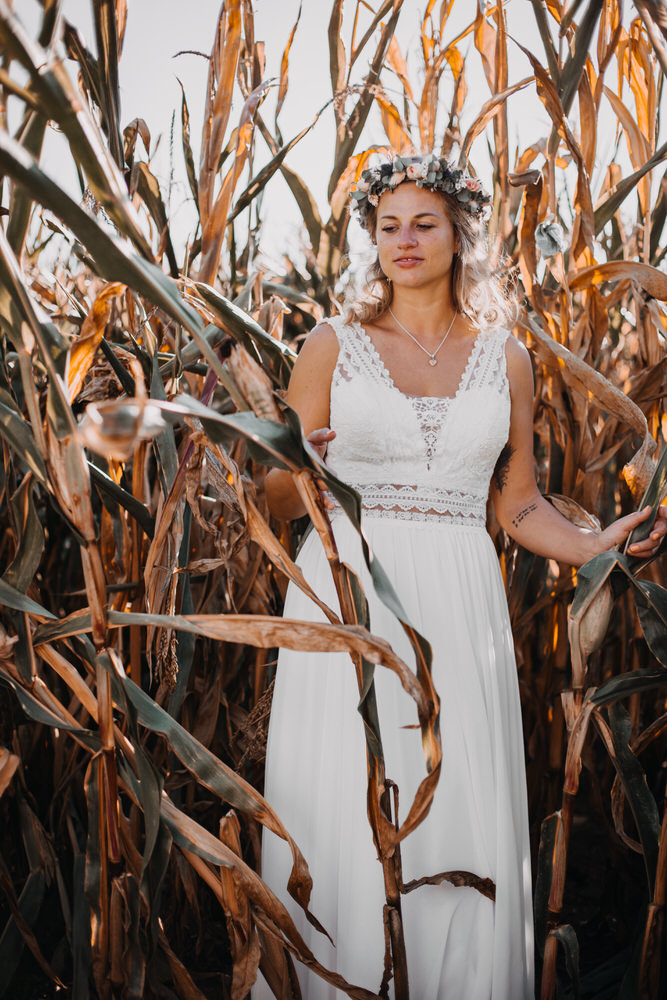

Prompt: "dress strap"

[329,316,391,389]
[325,313,349,344]
[464,327,510,395]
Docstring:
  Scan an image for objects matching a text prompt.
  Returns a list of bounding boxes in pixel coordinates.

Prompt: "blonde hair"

[345,187,518,330]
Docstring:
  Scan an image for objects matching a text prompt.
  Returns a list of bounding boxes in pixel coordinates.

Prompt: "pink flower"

[388,170,406,188]
[355,177,370,193]
[367,192,379,206]
[464,177,482,192]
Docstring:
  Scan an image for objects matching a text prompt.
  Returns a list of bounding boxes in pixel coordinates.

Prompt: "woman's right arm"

[264,323,340,521]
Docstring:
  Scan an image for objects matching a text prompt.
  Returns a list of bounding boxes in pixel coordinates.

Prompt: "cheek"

[376,238,393,265]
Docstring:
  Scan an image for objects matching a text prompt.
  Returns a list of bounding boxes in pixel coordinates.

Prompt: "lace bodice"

[326,315,511,525]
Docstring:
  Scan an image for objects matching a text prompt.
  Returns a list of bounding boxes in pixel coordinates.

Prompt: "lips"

[394,256,423,264]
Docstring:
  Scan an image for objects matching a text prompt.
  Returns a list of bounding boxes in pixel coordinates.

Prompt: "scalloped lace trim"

[334,482,487,524]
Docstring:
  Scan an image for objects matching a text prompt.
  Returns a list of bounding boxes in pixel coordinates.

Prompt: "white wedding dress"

[254,316,534,999]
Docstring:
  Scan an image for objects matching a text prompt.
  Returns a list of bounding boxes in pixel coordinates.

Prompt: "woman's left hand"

[596,503,667,559]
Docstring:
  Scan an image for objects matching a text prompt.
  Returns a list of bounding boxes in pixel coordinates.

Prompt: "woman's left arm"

[490,337,667,567]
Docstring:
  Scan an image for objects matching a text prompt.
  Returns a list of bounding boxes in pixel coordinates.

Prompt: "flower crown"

[350,154,492,228]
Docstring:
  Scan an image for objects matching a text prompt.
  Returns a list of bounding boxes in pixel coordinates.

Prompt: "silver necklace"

[388,307,457,366]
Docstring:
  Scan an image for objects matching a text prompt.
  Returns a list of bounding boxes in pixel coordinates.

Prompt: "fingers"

[307,427,336,446]
[628,505,665,557]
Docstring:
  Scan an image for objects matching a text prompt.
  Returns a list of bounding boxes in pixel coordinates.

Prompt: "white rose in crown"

[388,171,406,188]
[355,177,370,193]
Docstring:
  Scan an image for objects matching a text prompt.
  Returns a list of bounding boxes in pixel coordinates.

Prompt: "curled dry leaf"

[571,580,614,667]
[67,282,125,403]
[0,746,20,798]
[225,344,282,421]
[0,623,18,663]
[547,494,602,531]
[508,168,542,186]
[77,399,169,460]
[548,494,614,685]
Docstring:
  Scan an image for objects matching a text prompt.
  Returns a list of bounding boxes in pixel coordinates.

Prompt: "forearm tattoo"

[493,443,515,493]
[512,503,538,528]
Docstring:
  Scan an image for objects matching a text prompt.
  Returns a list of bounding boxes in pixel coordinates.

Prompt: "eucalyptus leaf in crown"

[350,154,492,229]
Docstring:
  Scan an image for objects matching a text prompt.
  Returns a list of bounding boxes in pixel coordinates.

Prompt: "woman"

[254,155,665,999]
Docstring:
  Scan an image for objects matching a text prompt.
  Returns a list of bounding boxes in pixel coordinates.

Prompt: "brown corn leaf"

[460,76,533,161]
[473,4,496,90]
[198,0,243,229]
[0,871,66,989]
[168,803,379,1000]
[330,145,387,223]
[517,42,596,259]
[219,811,261,1000]
[158,931,209,1000]
[386,35,414,104]
[375,86,413,154]
[603,84,650,170]
[275,2,301,138]
[328,0,346,121]
[199,80,270,284]
[520,312,658,498]
[578,61,597,178]
[516,173,544,303]
[569,261,667,300]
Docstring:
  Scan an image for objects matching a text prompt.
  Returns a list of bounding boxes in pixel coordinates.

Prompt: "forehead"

[377,183,448,219]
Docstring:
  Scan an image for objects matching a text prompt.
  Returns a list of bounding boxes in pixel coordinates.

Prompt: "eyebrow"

[378,211,442,221]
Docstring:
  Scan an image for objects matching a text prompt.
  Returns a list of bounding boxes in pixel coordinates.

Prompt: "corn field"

[0,0,666,997]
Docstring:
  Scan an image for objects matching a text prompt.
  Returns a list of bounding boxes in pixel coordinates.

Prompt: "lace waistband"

[333,482,487,525]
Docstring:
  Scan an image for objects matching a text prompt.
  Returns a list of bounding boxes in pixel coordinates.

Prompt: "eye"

[416,223,434,230]
[380,225,397,233]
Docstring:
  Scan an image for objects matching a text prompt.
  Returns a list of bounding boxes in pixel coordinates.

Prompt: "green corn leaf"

[592,666,667,706]
[533,812,560,957]
[0,128,203,338]
[3,476,44,593]
[0,391,48,485]
[603,703,660,894]
[549,924,581,998]
[0,870,47,995]
[0,577,55,618]
[88,462,155,539]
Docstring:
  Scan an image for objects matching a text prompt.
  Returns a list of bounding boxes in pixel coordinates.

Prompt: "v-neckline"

[352,318,485,404]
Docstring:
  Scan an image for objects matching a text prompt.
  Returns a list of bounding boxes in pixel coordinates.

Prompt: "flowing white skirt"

[254,515,534,999]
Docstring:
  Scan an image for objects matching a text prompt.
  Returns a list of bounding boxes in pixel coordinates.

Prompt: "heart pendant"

[428,358,437,367]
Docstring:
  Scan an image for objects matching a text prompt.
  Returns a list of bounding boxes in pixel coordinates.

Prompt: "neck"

[389,287,457,338]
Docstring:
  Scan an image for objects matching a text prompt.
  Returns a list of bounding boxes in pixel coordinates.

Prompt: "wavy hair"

[345,186,518,330]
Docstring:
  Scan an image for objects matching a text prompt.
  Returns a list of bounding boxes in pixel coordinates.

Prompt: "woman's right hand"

[265,324,339,521]
[307,427,336,510]
[307,426,336,461]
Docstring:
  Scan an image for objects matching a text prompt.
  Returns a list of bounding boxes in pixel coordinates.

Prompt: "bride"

[254,155,666,999]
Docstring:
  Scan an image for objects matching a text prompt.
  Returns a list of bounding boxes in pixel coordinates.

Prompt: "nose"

[397,224,417,247]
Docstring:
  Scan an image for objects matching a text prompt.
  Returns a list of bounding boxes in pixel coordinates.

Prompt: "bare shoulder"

[286,321,341,408]
[290,321,340,376]
[504,334,534,393]
[298,321,340,359]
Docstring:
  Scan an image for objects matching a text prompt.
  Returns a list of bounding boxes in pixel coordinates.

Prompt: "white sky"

[14,0,654,267]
